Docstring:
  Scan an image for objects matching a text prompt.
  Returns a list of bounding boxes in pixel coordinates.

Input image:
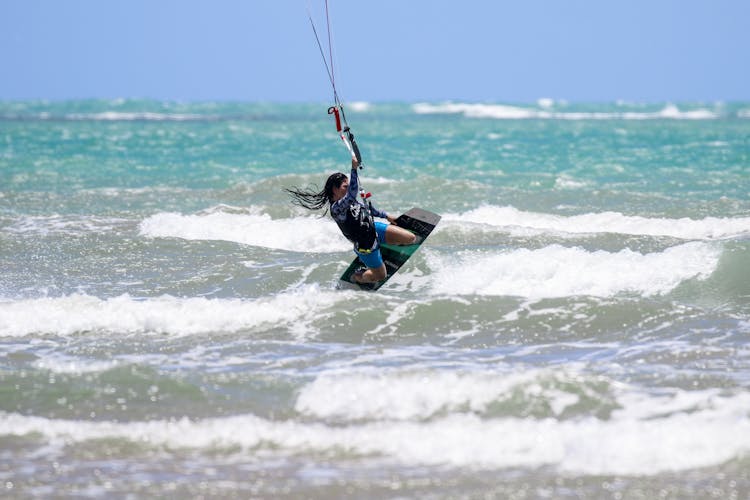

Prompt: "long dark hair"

[285,172,347,215]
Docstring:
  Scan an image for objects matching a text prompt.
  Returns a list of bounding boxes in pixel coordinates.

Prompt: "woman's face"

[331,176,349,202]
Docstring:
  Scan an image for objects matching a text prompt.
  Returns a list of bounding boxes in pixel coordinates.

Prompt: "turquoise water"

[1,99,750,498]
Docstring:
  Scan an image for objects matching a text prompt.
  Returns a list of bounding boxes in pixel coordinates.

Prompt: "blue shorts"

[355,222,388,269]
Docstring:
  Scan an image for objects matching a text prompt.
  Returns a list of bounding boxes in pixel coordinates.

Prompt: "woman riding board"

[286,159,416,284]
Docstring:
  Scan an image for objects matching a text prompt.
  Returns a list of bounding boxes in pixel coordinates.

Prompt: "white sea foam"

[537,97,555,109]
[4,214,131,236]
[65,112,215,121]
[1,111,219,121]
[2,388,749,475]
[140,211,349,253]
[296,367,593,421]
[139,206,750,257]
[413,102,720,120]
[0,288,344,338]
[297,366,744,425]
[427,242,720,299]
[88,186,193,196]
[554,174,589,189]
[32,355,120,374]
[445,205,750,240]
[347,101,372,112]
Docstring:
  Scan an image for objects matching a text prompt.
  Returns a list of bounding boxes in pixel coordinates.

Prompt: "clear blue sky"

[1,0,748,102]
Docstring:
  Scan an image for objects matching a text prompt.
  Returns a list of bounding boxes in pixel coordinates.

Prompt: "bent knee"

[397,229,416,245]
[386,226,417,245]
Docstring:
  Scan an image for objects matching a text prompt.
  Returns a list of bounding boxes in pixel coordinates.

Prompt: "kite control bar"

[328,105,362,167]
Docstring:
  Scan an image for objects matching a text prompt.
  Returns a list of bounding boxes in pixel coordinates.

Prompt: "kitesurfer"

[286,158,416,283]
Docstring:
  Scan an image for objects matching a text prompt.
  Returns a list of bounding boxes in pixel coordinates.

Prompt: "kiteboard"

[340,207,441,291]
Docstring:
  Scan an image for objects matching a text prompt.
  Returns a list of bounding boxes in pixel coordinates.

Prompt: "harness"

[334,194,377,253]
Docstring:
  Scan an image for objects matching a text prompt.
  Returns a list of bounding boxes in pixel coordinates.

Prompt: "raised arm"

[352,159,394,220]
[347,159,361,199]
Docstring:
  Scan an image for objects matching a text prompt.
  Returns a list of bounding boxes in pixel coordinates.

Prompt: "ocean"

[1,99,749,498]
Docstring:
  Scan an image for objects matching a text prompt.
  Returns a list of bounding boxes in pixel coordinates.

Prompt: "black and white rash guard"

[330,166,387,251]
